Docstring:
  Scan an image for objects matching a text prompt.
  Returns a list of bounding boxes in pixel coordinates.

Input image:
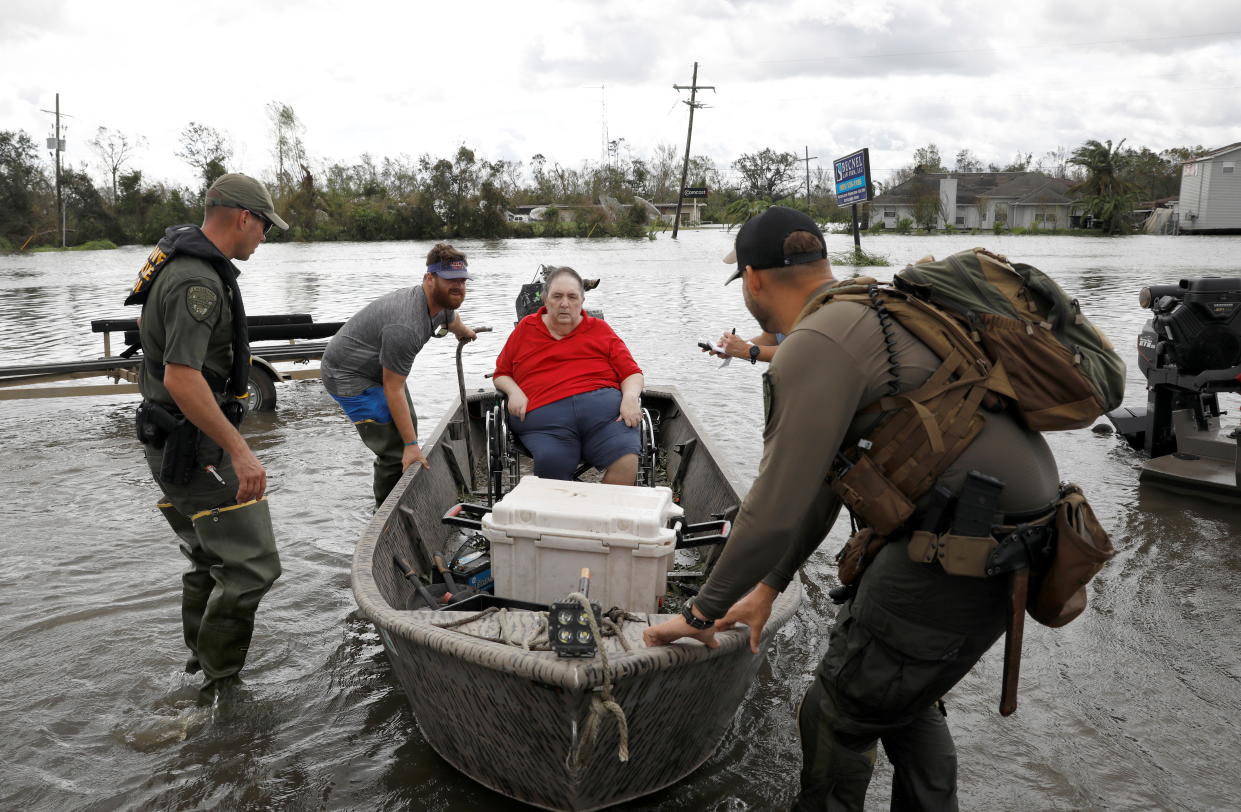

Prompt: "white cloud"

[0,0,1236,190]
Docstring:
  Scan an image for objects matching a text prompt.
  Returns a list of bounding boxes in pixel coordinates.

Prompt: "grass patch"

[830,248,891,267]
[33,239,118,252]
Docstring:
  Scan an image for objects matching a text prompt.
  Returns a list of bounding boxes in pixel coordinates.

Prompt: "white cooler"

[482,476,685,612]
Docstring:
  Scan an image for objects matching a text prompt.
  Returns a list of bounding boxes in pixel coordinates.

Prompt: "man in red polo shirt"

[493,266,644,484]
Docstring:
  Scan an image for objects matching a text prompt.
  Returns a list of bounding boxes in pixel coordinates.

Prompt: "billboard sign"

[834,148,872,206]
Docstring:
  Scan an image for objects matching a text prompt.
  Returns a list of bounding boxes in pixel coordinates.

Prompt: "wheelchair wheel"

[486,401,522,504]
[637,407,658,487]
[485,404,505,505]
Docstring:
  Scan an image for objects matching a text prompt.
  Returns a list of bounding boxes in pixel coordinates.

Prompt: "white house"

[870,172,1081,230]
[1177,142,1241,234]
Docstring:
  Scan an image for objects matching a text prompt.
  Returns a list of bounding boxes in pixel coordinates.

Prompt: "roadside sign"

[834,149,872,206]
[683,187,708,199]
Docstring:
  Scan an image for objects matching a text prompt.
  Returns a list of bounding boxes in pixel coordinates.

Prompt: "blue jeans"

[511,388,639,480]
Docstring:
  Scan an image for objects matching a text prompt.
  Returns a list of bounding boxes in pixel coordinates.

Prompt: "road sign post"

[834,148,873,251]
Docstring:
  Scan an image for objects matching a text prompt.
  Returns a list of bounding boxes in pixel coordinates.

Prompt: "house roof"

[1014,181,1075,205]
[1186,142,1241,163]
[872,171,1079,205]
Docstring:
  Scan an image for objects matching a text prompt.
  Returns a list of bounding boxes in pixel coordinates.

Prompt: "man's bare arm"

[382,368,428,471]
[618,372,644,427]
[447,314,476,341]
[493,374,529,421]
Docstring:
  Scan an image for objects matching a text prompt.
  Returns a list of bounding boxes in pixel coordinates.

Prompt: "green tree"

[266,102,307,196]
[724,198,770,231]
[176,122,232,191]
[1069,139,1138,235]
[954,149,983,173]
[0,130,51,247]
[89,126,145,202]
[733,148,799,201]
[1001,152,1033,172]
[912,144,946,173]
[61,166,121,245]
[913,191,942,232]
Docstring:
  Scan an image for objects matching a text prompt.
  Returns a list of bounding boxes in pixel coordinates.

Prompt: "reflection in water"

[2,233,1240,810]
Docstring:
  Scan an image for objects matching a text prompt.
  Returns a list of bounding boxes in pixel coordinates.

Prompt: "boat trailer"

[0,313,342,411]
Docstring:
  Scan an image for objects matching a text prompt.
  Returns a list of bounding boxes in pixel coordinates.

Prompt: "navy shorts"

[511,388,640,480]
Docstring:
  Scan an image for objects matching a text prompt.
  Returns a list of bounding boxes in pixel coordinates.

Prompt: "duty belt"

[907,505,1056,579]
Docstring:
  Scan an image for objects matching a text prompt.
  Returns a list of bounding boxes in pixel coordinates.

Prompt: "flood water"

[2,230,1240,811]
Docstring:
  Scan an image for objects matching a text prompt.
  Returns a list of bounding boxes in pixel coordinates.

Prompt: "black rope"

[868,285,902,397]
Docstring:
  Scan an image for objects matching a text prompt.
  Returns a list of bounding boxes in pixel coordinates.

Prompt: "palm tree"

[1069,139,1136,235]
[723,198,771,232]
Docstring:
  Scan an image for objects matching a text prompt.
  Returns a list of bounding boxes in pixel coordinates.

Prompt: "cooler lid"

[484,476,684,541]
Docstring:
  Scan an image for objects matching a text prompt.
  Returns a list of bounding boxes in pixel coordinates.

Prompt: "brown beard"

[429,280,465,310]
[742,282,776,333]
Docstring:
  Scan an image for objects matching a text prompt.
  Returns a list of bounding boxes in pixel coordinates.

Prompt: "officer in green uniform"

[645,207,1060,809]
[128,173,288,697]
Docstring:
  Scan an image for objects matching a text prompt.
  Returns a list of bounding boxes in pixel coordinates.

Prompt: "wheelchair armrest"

[675,519,731,549]
[442,502,492,530]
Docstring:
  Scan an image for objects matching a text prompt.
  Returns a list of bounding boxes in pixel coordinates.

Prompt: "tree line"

[0,100,1211,249]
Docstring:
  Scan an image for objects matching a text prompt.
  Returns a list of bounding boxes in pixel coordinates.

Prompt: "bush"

[992,222,1008,235]
[830,248,891,267]
[0,236,12,252]
[895,217,914,235]
[76,239,118,250]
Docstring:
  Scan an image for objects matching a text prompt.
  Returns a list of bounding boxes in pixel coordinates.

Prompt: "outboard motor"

[1108,277,1241,457]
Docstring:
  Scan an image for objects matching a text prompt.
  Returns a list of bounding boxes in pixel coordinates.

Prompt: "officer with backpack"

[644,206,1114,809]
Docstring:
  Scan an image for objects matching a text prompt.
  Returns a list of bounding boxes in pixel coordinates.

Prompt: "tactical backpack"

[893,247,1125,431]
[814,248,1121,615]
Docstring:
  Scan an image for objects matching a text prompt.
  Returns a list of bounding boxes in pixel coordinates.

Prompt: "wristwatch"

[748,343,761,364]
[681,599,715,630]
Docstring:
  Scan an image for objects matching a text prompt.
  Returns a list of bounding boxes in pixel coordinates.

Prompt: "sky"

[2,0,1238,192]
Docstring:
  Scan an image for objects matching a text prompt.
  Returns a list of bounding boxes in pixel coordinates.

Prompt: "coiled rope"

[565,592,630,767]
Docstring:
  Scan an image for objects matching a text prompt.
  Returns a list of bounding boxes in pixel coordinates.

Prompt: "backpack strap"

[820,283,1008,534]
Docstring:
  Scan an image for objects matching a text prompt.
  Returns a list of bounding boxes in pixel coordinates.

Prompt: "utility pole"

[671,62,714,239]
[799,145,818,208]
[583,84,608,168]
[40,93,71,247]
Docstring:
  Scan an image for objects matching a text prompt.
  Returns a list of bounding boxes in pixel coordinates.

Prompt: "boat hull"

[353,385,803,810]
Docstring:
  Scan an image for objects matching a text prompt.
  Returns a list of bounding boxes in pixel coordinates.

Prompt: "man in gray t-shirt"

[321,243,477,506]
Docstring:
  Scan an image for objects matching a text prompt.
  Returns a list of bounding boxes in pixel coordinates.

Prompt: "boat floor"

[396,609,701,658]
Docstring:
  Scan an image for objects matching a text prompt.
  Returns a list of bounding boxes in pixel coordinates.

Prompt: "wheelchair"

[484,394,658,505]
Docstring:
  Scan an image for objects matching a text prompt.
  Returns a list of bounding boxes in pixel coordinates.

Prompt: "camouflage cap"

[205,173,289,231]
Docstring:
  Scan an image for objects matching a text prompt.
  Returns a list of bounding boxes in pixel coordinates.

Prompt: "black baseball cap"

[723,205,826,284]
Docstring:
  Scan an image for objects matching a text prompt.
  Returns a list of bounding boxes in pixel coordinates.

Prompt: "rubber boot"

[190,498,281,694]
[160,501,214,675]
[354,420,406,507]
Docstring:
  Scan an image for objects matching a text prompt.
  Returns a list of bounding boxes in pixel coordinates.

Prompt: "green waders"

[158,502,211,675]
[354,419,405,507]
[146,440,281,693]
[189,499,280,690]
[793,540,1007,812]
[353,392,417,508]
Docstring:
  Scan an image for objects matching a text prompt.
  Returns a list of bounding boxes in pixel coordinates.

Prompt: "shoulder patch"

[185,285,219,321]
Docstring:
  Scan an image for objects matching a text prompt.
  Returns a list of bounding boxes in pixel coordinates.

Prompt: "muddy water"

[1,231,1239,811]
